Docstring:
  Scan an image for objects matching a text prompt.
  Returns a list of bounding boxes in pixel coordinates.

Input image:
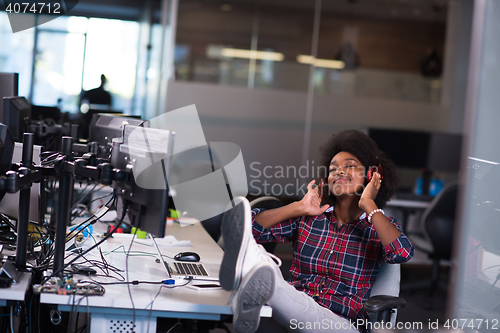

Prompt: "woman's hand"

[358,172,382,212]
[298,180,330,216]
[254,180,330,228]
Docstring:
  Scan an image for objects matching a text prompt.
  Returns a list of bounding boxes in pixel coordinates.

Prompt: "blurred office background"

[2,0,500,331]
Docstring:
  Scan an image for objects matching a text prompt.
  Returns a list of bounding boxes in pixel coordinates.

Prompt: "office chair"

[404,181,459,303]
[364,263,406,326]
[217,196,283,251]
[249,196,283,254]
[201,212,225,242]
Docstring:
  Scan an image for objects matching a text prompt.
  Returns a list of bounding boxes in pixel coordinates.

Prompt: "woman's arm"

[358,172,401,247]
[254,180,330,229]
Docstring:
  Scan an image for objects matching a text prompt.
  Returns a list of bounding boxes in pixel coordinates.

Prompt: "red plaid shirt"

[251,207,414,324]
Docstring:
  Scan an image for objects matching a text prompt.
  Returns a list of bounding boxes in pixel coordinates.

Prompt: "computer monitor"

[0,72,18,118]
[110,124,174,238]
[81,109,126,140]
[367,128,430,169]
[369,128,463,196]
[427,132,462,173]
[0,123,15,202]
[0,142,42,223]
[2,96,31,142]
[89,113,143,148]
[31,105,62,123]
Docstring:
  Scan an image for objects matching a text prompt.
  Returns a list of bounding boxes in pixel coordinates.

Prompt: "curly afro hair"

[318,129,398,208]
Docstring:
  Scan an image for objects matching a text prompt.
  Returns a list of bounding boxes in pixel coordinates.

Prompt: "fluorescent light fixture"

[221,48,284,61]
[297,55,345,69]
[467,157,500,165]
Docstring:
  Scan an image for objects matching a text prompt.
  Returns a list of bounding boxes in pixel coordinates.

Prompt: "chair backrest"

[250,196,283,210]
[421,182,459,260]
[218,196,283,250]
[369,263,401,325]
[249,196,283,253]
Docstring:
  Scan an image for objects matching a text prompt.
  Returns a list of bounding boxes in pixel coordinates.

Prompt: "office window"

[82,18,140,114]
[0,13,140,114]
[32,16,87,112]
[0,12,34,98]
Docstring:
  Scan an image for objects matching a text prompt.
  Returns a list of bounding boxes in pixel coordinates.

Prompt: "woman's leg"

[265,265,360,333]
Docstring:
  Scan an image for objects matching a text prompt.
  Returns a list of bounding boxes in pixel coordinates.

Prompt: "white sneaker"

[219,197,281,291]
[231,262,275,333]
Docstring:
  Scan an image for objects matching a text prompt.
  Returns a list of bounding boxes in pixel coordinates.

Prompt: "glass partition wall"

[172,0,449,190]
[450,0,500,330]
[174,0,447,104]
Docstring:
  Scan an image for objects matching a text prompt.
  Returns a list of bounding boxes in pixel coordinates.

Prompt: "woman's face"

[327,151,366,198]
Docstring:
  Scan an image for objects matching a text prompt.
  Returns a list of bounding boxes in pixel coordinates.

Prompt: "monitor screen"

[368,128,430,169]
[427,132,462,173]
[31,105,62,123]
[0,123,15,202]
[2,96,31,142]
[110,124,174,238]
[0,122,14,176]
[0,72,18,119]
[368,128,462,173]
[81,109,126,139]
[89,113,143,148]
[0,142,42,223]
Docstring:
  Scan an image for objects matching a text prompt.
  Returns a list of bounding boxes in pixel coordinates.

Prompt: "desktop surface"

[0,269,32,306]
[38,221,271,321]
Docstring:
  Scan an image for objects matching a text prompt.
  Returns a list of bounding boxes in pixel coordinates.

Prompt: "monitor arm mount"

[0,135,132,276]
[27,121,78,139]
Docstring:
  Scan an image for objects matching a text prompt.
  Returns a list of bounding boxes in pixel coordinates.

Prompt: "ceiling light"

[221,48,284,61]
[296,55,345,69]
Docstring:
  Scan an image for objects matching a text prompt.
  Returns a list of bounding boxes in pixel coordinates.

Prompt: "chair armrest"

[364,295,407,313]
[364,295,407,323]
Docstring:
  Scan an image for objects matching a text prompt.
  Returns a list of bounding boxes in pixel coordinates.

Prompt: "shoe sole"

[233,265,275,333]
[220,198,251,291]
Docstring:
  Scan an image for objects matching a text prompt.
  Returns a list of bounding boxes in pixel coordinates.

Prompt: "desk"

[386,198,431,231]
[39,221,271,333]
[0,271,32,306]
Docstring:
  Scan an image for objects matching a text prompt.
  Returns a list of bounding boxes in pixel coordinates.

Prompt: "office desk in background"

[386,197,431,231]
[39,221,271,333]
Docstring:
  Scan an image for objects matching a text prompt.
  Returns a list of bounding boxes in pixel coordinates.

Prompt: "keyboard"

[173,262,209,277]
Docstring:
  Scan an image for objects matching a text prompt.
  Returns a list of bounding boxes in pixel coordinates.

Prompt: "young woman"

[220,129,414,333]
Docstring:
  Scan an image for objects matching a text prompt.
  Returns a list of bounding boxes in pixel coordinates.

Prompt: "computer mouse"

[174,251,201,262]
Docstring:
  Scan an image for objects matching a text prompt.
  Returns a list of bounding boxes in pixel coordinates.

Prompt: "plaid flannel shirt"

[251,207,414,325]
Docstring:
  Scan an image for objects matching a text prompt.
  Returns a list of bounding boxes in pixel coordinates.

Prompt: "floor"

[396,265,448,329]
